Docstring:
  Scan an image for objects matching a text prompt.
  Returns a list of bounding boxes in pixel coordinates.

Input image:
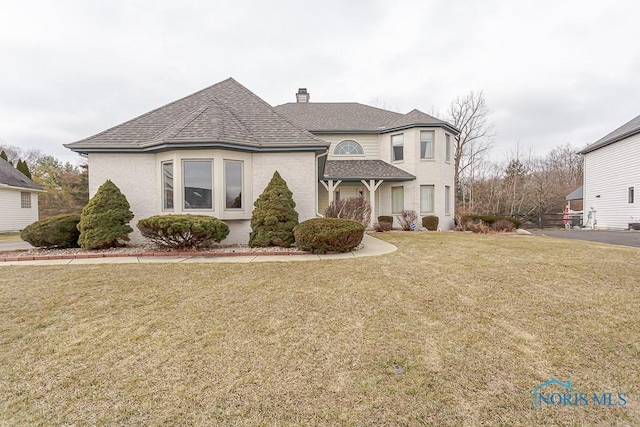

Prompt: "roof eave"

[579,128,640,154]
[65,140,329,155]
[323,176,416,182]
[0,183,46,192]
[381,123,461,135]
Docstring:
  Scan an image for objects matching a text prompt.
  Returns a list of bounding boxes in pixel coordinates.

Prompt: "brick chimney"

[296,88,310,103]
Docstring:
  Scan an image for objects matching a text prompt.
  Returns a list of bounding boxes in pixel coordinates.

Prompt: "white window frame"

[224,160,244,210]
[391,186,404,214]
[445,185,451,215]
[162,161,174,211]
[183,159,214,211]
[420,185,435,213]
[420,131,435,160]
[334,140,364,156]
[20,192,31,209]
[391,134,404,162]
[445,134,452,163]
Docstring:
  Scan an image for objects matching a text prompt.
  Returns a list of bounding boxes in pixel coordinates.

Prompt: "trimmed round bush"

[422,215,439,231]
[294,218,365,254]
[137,214,229,249]
[20,213,81,248]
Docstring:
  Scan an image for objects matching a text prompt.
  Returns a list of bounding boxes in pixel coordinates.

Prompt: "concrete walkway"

[0,234,397,266]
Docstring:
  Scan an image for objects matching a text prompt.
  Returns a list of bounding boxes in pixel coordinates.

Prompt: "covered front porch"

[318,160,415,228]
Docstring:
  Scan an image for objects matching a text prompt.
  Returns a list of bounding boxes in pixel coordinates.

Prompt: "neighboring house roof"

[566,185,583,201]
[0,158,43,191]
[65,78,329,154]
[274,103,459,135]
[323,160,416,182]
[580,113,640,154]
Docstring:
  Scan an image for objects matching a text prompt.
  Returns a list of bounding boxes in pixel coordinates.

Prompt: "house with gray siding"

[66,78,458,244]
[580,114,640,229]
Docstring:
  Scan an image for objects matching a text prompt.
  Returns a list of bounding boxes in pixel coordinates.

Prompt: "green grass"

[1,233,639,425]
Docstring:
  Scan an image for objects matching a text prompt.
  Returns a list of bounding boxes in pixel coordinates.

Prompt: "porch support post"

[361,179,384,229]
[320,179,342,207]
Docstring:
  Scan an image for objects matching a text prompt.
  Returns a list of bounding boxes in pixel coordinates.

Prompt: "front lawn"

[1,233,638,425]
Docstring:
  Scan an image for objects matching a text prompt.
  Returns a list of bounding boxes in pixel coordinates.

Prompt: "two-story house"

[275,88,458,230]
[66,79,458,244]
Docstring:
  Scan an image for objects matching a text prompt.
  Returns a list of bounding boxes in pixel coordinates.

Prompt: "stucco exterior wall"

[0,188,39,232]
[87,150,318,245]
[378,128,455,229]
[583,133,640,229]
[253,152,318,222]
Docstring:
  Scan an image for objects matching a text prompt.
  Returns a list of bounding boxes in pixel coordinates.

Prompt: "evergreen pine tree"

[16,159,32,179]
[77,180,134,249]
[0,151,7,162]
[249,171,298,247]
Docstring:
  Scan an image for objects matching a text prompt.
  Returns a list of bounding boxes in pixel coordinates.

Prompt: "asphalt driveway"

[533,229,640,248]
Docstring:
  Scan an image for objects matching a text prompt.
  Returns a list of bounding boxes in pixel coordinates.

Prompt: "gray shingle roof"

[580,113,640,154]
[323,160,416,181]
[65,78,328,153]
[0,158,43,191]
[274,103,459,134]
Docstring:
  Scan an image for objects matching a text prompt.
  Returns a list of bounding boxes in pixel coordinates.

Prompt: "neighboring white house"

[580,113,640,229]
[65,78,458,244]
[0,158,44,232]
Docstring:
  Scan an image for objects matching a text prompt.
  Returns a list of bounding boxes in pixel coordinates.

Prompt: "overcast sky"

[1,0,639,164]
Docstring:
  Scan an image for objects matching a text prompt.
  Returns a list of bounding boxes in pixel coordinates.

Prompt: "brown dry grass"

[1,233,639,426]
[0,232,21,242]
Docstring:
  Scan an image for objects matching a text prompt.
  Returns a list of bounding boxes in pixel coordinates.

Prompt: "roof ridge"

[214,98,258,144]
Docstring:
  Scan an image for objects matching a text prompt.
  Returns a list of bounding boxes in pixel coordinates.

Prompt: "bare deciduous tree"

[447,91,495,198]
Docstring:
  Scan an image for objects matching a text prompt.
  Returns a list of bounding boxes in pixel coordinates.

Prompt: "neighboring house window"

[420,185,435,213]
[335,190,340,201]
[20,192,31,209]
[334,140,364,155]
[445,134,452,163]
[445,185,451,215]
[162,161,174,210]
[392,134,404,162]
[392,186,404,214]
[183,160,213,210]
[629,187,635,204]
[420,131,434,159]
[358,190,364,199]
[225,160,243,209]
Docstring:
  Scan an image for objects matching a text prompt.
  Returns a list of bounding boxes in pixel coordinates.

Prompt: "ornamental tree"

[77,180,134,249]
[249,171,298,247]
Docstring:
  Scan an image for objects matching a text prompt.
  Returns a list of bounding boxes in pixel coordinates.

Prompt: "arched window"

[334,140,364,155]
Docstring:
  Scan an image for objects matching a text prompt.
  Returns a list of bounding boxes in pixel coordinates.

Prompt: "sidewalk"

[0,234,397,266]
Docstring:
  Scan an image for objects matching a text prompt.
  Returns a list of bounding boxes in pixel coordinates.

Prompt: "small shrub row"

[377,215,393,232]
[137,215,230,249]
[422,215,439,231]
[294,218,364,254]
[20,214,81,248]
[397,210,418,231]
[460,215,522,229]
